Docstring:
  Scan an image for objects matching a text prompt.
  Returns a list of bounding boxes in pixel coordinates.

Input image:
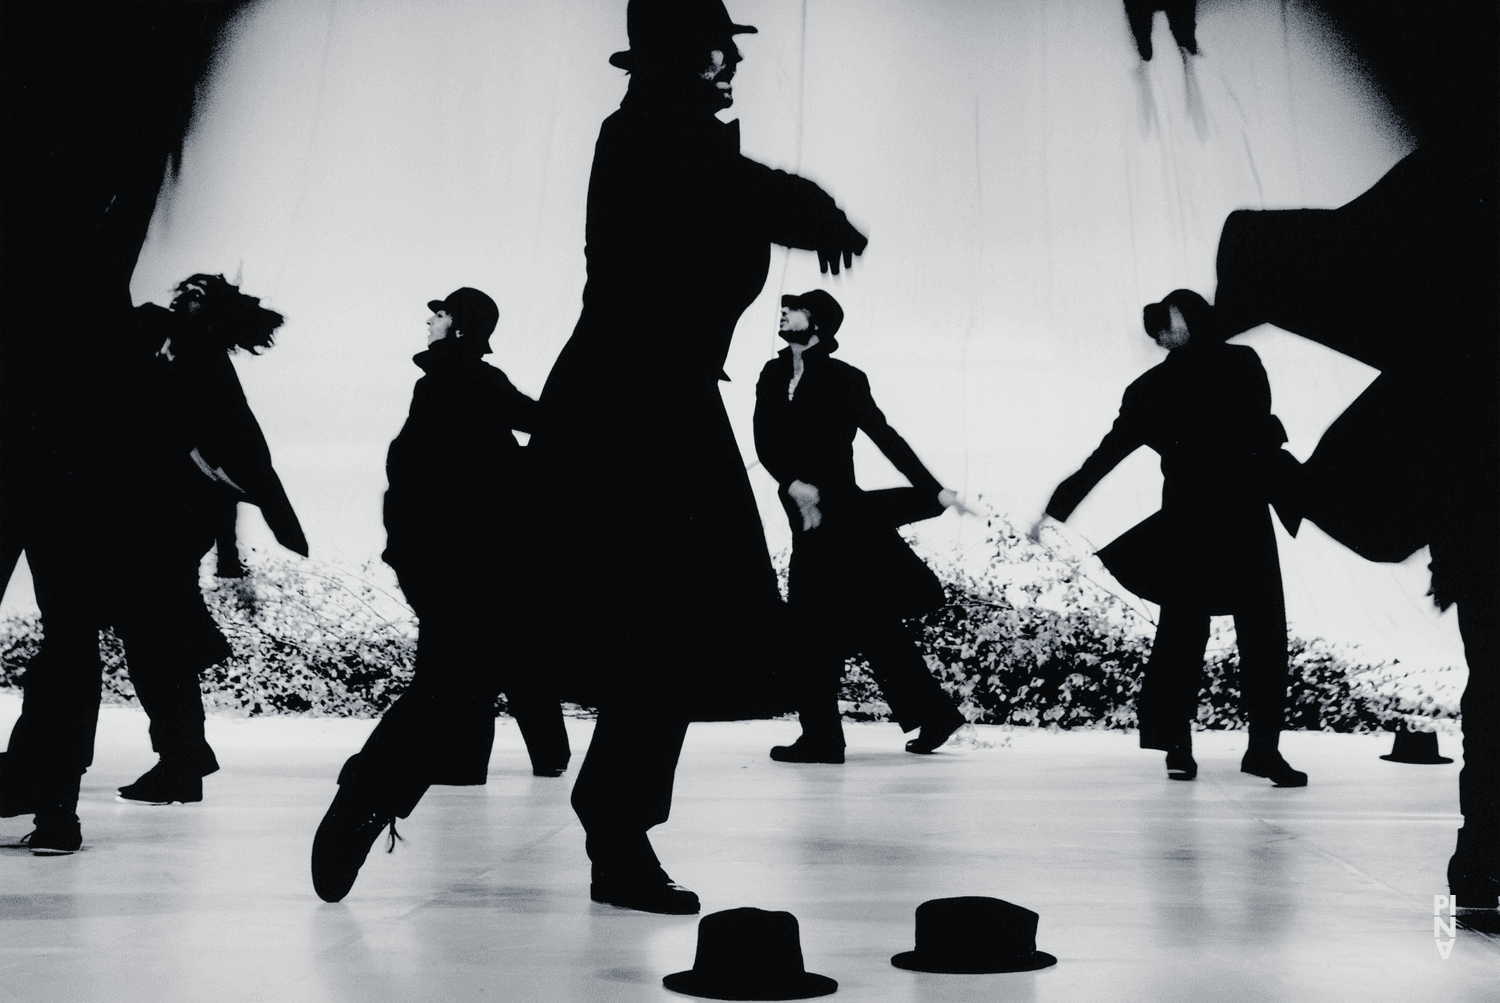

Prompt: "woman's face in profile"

[1155,304,1191,351]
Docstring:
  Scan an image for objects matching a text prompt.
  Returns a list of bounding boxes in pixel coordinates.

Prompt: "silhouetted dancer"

[1124,0,1197,61]
[754,291,968,764]
[1212,142,1500,910]
[0,4,250,855]
[1031,290,1306,787]
[1,273,308,852]
[526,0,868,914]
[113,274,309,805]
[310,288,571,903]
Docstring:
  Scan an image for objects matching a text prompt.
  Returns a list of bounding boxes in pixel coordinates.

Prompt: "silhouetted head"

[611,0,756,110]
[1142,289,1214,351]
[779,290,843,347]
[169,274,284,355]
[425,287,499,355]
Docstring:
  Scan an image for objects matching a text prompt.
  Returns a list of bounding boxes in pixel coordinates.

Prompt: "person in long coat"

[526,0,868,914]
[310,287,570,903]
[753,290,967,763]
[1034,289,1306,787]
[1211,143,1499,910]
[114,274,309,806]
[1,273,307,851]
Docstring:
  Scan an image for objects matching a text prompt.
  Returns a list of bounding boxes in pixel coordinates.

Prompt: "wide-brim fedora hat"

[891,897,1057,974]
[1380,727,1454,764]
[610,0,758,70]
[663,907,837,1001]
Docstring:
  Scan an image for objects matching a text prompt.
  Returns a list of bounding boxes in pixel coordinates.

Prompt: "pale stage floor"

[1,694,1496,1003]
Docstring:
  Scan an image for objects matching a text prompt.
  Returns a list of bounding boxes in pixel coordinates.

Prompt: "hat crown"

[913,897,1039,962]
[692,908,808,982]
[627,0,748,47]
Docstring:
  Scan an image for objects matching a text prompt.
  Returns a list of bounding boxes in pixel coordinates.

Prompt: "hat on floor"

[663,908,838,1000]
[1380,726,1453,764]
[891,897,1057,974]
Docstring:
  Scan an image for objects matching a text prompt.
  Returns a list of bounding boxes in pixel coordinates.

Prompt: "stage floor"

[1,694,1496,1002]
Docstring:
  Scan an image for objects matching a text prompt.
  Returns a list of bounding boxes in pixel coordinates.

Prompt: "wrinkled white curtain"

[68,0,1447,665]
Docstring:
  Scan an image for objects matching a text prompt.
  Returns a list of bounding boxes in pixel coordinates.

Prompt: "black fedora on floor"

[891,897,1057,974]
[1380,727,1453,764]
[663,908,837,1000]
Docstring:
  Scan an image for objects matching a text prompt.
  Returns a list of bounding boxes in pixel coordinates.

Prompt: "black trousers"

[1456,588,1499,857]
[570,703,690,877]
[794,610,956,747]
[338,584,570,818]
[2,533,220,813]
[1137,592,1289,751]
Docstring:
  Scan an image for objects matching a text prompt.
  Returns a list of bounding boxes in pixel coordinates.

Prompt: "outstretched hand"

[937,488,977,517]
[817,219,868,275]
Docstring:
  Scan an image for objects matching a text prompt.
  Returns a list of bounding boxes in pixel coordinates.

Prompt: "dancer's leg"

[1451,585,1500,907]
[860,615,965,752]
[572,704,695,912]
[1137,604,1209,751]
[1236,587,1307,786]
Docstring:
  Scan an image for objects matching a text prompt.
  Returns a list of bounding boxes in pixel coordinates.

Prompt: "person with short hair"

[1032,289,1306,787]
[310,287,570,903]
[754,290,969,764]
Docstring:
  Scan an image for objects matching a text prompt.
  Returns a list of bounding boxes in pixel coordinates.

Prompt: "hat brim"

[890,950,1057,974]
[1379,753,1454,764]
[609,24,759,69]
[426,299,445,314]
[662,970,836,1001]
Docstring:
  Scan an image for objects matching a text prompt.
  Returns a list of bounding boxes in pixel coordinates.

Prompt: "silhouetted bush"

[0,522,1463,730]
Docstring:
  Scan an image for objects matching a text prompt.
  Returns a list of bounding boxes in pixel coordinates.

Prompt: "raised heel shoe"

[117,761,203,805]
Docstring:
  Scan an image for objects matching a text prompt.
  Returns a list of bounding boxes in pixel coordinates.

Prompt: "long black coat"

[108,304,308,667]
[382,344,537,594]
[529,85,861,714]
[754,341,946,619]
[1212,147,1499,605]
[1046,341,1293,613]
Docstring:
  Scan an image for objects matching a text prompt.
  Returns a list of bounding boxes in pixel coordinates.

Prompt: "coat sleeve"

[853,371,943,495]
[753,361,793,487]
[1045,384,1147,522]
[740,157,858,253]
[493,369,540,434]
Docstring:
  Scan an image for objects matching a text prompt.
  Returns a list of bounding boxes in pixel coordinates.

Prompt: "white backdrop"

[3,0,1461,670]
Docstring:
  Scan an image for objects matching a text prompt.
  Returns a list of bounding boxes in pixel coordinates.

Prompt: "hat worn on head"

[891,897,1057,974]
[610,0,758,70]
[1143,288,1216,342]
[1380,726,1454,764]
[781,290,844,338]
[663,908,837,1001]
[427,287,499,353]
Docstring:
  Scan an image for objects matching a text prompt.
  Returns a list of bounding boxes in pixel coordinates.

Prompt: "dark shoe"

[1165,740,1197,781]
[531,762,569,778]
[1449,830,1500,910]
[905,708,967,754]
[21,811,82,856]
[770,739,845,764]
[591,873,700,915]
[1241,750,1308,788]
[117,761,204,805]
[310,787,401,903]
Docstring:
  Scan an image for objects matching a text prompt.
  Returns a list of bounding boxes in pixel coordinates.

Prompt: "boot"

[1166,736,1197,781]
[905,706,967,754]
[1241,748,1308,788]
[586,830,699,915]
[1448,827,1500,912]
[310,783,401,903]
[770,737,844,764]
[117,759,205,805]
[21,808,83,856]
